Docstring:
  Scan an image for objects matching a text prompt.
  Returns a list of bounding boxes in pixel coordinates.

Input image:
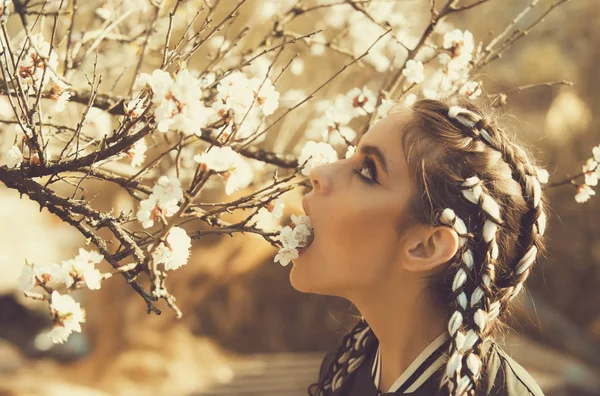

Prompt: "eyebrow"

[360,144,389,176]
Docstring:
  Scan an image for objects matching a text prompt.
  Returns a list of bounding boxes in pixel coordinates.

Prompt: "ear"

[400,224,459,272]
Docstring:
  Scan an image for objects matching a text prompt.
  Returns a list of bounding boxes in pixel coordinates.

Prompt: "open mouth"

[298,228,315,254]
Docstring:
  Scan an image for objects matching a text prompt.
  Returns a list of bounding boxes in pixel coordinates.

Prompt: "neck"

[348,278,448,391]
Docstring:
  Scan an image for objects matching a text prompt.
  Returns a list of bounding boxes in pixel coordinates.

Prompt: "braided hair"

[307,95,549,396]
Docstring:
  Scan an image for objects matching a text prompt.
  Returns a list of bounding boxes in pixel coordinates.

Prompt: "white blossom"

[137,69,209,134]
[62,248,104,290]
[214,71,254,118]
[194,146,254,195]
[18,261,69,292]
[273,215,314,266]
[255,0,296,21]
[375,98,397,121]
[322,3,354,29]
[298,141,339,176]
[290,58,305,76]
[583,158,598,186]
[153,174,184,204]
[82,107,113,140]
[137,196,170,228]
[136,176,183,228]
[200,72,216,89]
[194,146,240,172]
[252,203,283,232]
[459,81,482,99]
[151,227,191,271]
[345,145,356,159]
[171,69,202,106]
[443,29,475,57]
[18,33,59,88]
[347,16,391,72]
[224,159,254,195]
[138,69,173,99]
[309,32,327,56]
[290,214,313,246]
[291,213,312,231]
[207,35,230,53]
[49,79,71,112]
[274,247,298,267]
[95,5,112,20]
[536,168,550,184]
[49,291,86,344]
[404,93,418,107]
[249,76,280,116]
[328,125,357,147]
[5,145,23,168]
[402,60,425,84]
[127,137,147,168]
[593,145,600,163]
[324,94,354,126]
[125,97,146,117]
[278,225,299,249]
[575,184,595,203]
[270,199,285,218]
[346,86,376,117]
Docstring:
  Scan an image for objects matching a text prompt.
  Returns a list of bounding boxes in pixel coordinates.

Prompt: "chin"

[289,257,312,293]
[289,256,339,297]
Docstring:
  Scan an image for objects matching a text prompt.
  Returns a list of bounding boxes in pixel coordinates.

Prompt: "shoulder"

[478,339,545,396]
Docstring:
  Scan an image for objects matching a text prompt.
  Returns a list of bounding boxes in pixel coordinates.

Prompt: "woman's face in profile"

[290,110,419,298]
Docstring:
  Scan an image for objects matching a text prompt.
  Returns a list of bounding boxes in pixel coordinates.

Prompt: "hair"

[307,94,550,396]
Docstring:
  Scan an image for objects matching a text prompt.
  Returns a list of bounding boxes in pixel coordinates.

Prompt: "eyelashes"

[352,156,379,185]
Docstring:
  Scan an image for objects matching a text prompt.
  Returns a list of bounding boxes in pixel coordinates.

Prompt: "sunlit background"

[0,0,599,395]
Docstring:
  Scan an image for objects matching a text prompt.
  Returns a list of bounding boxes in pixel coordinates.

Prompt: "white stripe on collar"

[372,332,449,393]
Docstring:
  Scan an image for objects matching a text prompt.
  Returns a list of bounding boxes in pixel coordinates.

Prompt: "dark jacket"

[316,335,545,396]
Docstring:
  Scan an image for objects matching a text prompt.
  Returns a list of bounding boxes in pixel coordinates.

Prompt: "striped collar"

[371,332,450,394]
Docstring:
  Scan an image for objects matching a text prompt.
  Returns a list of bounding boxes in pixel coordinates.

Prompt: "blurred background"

[0,0,599,395]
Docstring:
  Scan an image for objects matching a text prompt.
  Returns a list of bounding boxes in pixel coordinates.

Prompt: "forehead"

[359,110,412,183]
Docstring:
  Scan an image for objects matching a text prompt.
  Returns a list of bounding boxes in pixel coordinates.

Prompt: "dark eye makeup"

[352,156,379,185]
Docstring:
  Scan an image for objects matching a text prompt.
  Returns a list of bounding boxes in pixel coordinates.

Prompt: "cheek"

[312,201,400,282]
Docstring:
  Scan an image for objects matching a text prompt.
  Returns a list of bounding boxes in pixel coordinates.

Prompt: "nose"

[308,163,331,194]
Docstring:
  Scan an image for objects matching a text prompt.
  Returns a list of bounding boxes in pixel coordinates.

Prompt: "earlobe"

[402,225,459,272]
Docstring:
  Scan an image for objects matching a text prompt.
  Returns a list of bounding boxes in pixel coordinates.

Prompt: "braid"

[439,103,548,395]
[437,207,473,393]
[447,105,547,302]
[437,174,505,396]
[460,177,504,396]
[308,318,376,395]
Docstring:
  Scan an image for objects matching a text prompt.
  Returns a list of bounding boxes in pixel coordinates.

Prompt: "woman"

[291,97,548,396]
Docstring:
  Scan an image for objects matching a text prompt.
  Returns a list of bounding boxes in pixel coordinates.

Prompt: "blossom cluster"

[303,85,377,150]
[250,198,285,232]
[17,248,106,344]
[18,248,105,293]
[274,214,314,266]
[150,226,192,271]
[212,71,280,143]
[136,175,184,228]
[48,291,86,344]
[575,144,600,203]
[136,69,215,135]
[17,33,59,88]
[421,29,482,100]
[193,146,254,195]
[15,33,72,113]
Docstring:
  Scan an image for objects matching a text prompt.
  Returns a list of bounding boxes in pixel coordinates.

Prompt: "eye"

[352,157,379,185]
